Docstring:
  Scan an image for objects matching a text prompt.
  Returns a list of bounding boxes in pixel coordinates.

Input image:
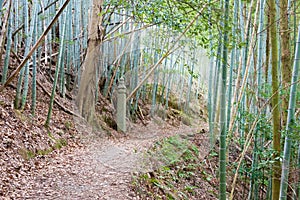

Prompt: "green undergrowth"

[132,135,218,199]
[19,131,68,160]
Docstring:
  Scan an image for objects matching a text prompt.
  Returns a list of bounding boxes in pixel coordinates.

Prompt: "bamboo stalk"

[21,0,39,110]
[1,1,13,84]
[219,0,230,198]
[268,0,282,198]
[279,22,300,200]
[228,0,258,136]
[0,0,12,67]
[249,0,266,199]
[45,8,68,126]
[31,0,38,116]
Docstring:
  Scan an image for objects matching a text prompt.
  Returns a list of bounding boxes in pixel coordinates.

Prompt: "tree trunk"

[279,2,292,196]
[280,21,300,200]
[75,0,103,122]
[268,0,281,199]
[219,0,229,199]
[0,0,12,67]
[280,0,292,128]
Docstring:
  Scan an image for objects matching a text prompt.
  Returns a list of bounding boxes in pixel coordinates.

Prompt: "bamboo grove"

[0,0,299,199]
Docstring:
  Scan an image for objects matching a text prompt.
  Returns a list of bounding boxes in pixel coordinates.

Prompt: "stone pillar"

[117,77,126,132]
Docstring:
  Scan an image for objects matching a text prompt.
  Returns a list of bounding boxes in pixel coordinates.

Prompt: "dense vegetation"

[0,0,299,199]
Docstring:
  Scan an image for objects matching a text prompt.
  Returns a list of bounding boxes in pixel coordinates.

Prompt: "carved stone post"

[117,77,126,132]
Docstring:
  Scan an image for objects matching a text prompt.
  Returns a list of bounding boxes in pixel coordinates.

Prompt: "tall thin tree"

[219,0,229,199]
[279,22,300,200]
[268,0,282,198]
[75,0,104,122]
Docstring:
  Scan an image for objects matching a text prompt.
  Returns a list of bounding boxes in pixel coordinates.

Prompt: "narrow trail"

[12,119,209,200]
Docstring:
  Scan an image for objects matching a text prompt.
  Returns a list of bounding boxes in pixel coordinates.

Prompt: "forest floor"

[0,82,224,199]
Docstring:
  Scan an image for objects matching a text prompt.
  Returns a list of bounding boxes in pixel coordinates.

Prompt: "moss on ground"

[132,134,218,200]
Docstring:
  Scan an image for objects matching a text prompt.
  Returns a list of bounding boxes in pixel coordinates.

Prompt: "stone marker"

[117,77,126,132]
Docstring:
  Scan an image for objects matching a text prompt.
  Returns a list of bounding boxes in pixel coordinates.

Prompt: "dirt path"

[10,119,209,200]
